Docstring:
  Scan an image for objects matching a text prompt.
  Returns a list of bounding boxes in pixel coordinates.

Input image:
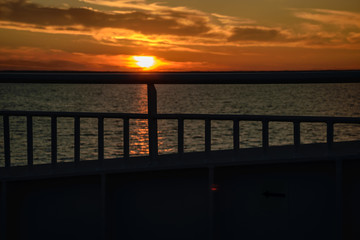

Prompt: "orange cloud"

[348,32,360,43]
[2,0,360,52]
[228,27,289,42]
[294,9,360,28]
[291,9,360,49]
[0,47,126,71]
[0,0,213,36]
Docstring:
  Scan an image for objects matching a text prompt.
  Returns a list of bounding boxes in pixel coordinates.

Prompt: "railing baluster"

[3,115,10,168]
[123,118,129,159]
[233,119,239,151]
[293,121,300,151]
[98,117,104,162]
[51,116,57,165]
[262,120,269,152]
[74,116,80,163]
[327,121,334,151]
[147,84,158,159]
[178,118,184,154]
[27,115,33,166]
[205,119,211,152]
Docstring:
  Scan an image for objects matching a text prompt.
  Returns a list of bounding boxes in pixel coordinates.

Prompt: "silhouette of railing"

[1,71,360,168]
[1,110,360,168]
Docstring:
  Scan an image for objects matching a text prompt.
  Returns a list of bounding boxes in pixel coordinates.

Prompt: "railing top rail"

[157,114,360,123]
[1,71,360,84]
[0,110,148,119]
[1,110,359,123]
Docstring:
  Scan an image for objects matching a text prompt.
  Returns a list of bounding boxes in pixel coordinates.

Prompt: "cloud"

[294,9,360,28]
[348,32,360,44]
[0,0,299,48]
[290,9,360,48]
[228,27,287,42]
[5,0,358,51]
[210,13,255,26]
[0,47,121,70]
[0,0,213,36]
[80,0,169,12]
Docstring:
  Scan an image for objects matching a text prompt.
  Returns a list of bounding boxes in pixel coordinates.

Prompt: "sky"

[0,0,360,71]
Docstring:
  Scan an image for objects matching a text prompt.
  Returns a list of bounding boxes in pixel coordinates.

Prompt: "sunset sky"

[1,0,360,71]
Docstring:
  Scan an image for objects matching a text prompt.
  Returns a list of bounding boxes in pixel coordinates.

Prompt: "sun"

[133,56,156,69]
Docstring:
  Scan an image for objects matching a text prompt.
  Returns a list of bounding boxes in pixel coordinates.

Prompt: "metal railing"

[1,111,147,167]
[1,109,360,168]
[1,71,360,168]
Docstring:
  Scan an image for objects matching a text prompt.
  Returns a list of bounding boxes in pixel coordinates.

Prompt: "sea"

[1,83,360,166]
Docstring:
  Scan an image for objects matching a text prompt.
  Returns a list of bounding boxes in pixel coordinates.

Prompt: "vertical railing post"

[205,119,211,152]
[74,116,80,164]
[98,117,104,162]
[293,121,300,152]
[51,116,57,165]
[147,84,158,159]
[3,115,10,168]
[123,117,129,159]
[178,118,184,155]
[233,119,239,151]
[327,121,334,152]
[262,119,269,153]
[27,115,33,166]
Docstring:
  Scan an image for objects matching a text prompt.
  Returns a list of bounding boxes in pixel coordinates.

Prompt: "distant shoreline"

[1,69,360,74]
[1,70,360,84]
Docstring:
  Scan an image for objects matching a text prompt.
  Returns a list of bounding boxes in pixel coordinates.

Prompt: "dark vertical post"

[27,115,33,166]
[98,117,104,162]
[208,167,215,240]
[336,158,343,240]
[293,121,300,152]
[233,119,239,151]
[178,118,184,155]
[205,119,211,152]
[74,116,80,164]
[262,120,269,153]
[101,174,107,240]
[147,84,158,159]
[1,181,7,240]
[3,115,10,168]
[51,116,57,165]
[123,118,129,159]
[327,121,334,152]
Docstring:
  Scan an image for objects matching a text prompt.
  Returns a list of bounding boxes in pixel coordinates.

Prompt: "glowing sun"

[133,56,156,69]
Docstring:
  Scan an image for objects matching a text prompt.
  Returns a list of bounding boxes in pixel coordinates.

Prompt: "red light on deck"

[211,184,219,191]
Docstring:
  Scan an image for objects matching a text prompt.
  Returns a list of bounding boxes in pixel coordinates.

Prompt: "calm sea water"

[1,83,360,166]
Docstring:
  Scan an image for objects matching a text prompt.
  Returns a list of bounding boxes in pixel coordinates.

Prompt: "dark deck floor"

[1,141,359,181]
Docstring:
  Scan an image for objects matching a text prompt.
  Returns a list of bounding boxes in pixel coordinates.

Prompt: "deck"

[0,141,359,181]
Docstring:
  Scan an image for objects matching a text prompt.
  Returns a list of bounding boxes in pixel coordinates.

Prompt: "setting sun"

[133,56,156,69]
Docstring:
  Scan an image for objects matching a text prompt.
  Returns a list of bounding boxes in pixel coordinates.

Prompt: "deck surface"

[1,141,359,181]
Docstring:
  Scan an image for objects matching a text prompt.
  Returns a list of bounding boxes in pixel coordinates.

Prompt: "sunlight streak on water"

[130,119,149,156]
